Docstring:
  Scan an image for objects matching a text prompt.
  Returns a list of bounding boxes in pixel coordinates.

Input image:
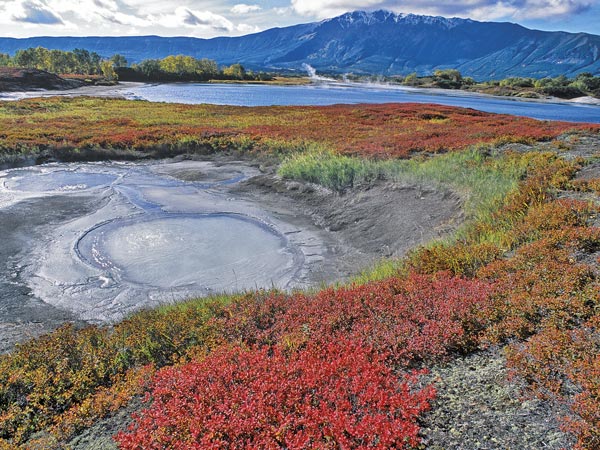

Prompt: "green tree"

[72,48,101,74]
[135,59,162,79]
[432,69,463,88]
[403,72,418,86]
[100,60,118,81]
[196,58,218,79]
[13,48,38,68]
[433,69,462,82]
[110,54,128,68]
[499,77,534,88]
[223,63,246,80]
[571,72,600,92]
[256,71,273,81]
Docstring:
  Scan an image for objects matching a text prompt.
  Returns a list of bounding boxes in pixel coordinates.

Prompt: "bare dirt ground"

[231,171,463,284]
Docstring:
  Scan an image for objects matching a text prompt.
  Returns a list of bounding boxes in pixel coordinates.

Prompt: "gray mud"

[0,156,463,353]
[420,349,575,450]
[232,174,463,282]
[0,196,96,353]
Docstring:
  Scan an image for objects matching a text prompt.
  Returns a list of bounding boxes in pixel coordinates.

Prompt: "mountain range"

[0,10,599,80]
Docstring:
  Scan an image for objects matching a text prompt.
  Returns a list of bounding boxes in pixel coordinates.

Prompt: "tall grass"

[278,145,529,222]
[279,146,534,283]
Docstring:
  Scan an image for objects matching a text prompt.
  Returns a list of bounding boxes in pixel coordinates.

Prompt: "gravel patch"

[419,349,575,450]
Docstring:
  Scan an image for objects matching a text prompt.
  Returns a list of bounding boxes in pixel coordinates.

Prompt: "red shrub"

[506,315,600,450]
[2,99,597,158]
[212,273,493,367]
[477,234,597,343]
[115,340,435,450]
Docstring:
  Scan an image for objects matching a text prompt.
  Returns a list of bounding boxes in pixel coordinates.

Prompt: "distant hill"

[1,10,599,80]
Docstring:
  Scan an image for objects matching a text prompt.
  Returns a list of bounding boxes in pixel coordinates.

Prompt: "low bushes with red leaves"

[115,340,435,450]
[212,273,494,367]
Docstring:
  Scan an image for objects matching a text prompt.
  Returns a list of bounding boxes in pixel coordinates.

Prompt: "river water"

[123,82,600,123]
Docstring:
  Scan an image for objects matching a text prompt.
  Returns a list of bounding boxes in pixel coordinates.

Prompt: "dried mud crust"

[497,131,600,160]
[0,196,93,353]
[65,400,141,450]
[231,174,464,281]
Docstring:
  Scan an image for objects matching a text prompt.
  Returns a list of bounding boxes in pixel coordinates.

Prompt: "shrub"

[0,295,231,444]
[0,98,596,160]
[116,341,435,450]
[540,85,585,99]
[212,273,494,367]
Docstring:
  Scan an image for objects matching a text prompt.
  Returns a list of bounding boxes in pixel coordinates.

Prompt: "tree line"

[402,69,600,98]
[0,47,272,82]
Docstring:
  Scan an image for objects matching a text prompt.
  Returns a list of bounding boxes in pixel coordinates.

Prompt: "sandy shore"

[0,81,146,101]
[334,80,600,106]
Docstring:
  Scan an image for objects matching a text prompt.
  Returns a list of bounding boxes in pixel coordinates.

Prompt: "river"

[122,81,600,123]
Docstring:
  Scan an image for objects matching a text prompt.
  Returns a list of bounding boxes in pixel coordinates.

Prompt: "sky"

[0,0,598,38]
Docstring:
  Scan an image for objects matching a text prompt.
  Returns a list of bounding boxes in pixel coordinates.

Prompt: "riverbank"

[0,81,145,101]
[0,67,85,92]
[3,78,599,108]
[208,76,311,86]
[338,78,600,106]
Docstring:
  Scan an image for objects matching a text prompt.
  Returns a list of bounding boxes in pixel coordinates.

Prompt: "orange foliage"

[0,98,597,158]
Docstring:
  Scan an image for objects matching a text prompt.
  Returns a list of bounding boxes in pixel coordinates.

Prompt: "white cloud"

[0,1,248,34]
[291,0,381,18]
[158,7,235,32]
[236,22,260,32]
[290,0,593,21]
[273,6,291,15]
[3,0,65,24]
[24,0,152,26]
[230,3,261,14]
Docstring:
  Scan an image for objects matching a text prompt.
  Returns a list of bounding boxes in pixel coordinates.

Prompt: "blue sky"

[0,0,598,37]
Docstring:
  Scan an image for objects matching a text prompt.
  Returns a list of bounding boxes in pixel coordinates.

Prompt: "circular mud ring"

[76,213,301,290]
[3,169,117,192]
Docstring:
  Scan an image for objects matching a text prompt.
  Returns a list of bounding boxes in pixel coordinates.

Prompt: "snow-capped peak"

[324,10,474,29]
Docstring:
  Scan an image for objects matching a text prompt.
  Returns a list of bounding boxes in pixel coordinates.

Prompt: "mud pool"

[0,157,463,352]
[0,159,334,350]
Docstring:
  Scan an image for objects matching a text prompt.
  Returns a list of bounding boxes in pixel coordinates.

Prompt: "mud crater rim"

[74,211,301,289]
[2,168,120,192]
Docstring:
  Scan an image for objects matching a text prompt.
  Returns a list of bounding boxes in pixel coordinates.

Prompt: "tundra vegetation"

[0,98,599,449]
